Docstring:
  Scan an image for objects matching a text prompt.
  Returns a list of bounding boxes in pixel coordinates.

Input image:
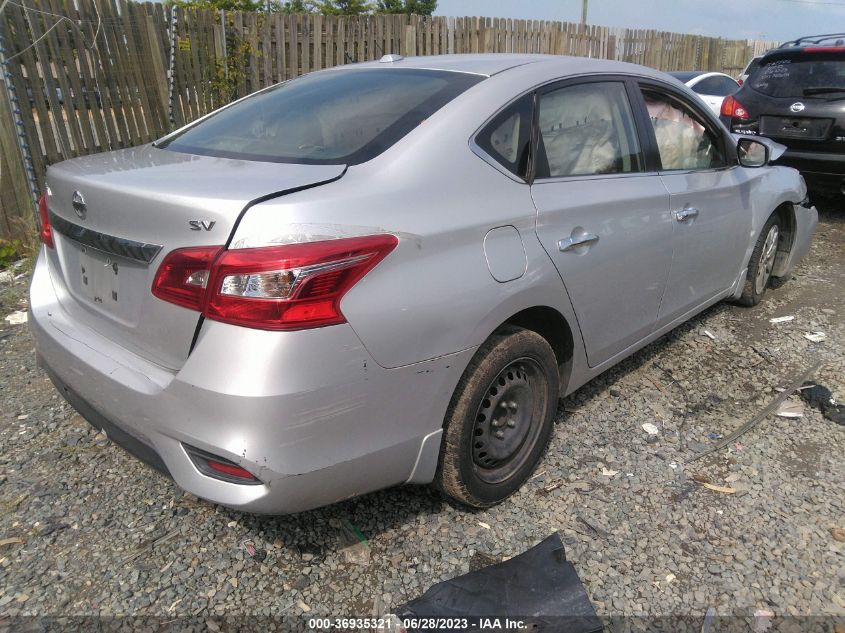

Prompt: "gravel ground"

[0,206,843,628]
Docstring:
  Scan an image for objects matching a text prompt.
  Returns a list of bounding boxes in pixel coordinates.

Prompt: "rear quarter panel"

[231,142,580,372]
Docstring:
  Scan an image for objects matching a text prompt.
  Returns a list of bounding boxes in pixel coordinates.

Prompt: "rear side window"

[749,55,845,98]
[693,75,738,97]
[535,82,643,178]
[160,69,483,164]
[475,94,533,178]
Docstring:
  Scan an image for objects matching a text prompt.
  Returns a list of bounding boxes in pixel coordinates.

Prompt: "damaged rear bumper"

[29,251,472,514]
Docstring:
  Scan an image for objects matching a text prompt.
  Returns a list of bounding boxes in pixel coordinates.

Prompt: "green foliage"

[211,32,256,103]
[273,0,319,12]
[172,0,263,11]
[375,0,436,14]
[317,0,372,15]
[173,0,436,12]
[0,239,23,270]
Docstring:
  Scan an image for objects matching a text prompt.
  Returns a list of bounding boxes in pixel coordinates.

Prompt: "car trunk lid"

[45,145,345,370]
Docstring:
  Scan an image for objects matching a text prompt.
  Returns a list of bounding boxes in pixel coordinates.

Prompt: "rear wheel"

[738,214,782,307]
[436,326,559,508]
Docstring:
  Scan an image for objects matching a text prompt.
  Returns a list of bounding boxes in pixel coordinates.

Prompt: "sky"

[433,0,843,42]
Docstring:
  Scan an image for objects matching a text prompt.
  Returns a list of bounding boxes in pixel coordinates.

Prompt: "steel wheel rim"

[755,225,779,294]
[470,357,548,485]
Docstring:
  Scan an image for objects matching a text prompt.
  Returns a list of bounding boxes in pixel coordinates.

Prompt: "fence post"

[0,75,36,240]
[0,14,38,239]
[220,9,228,77]
[404,24,416,57]
[167,5,178,126]
[145,13,171,132]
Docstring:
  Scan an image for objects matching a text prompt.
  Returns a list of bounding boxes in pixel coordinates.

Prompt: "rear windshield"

[749,55,845,98]
[160,68,483,164]
[743,57,761,76]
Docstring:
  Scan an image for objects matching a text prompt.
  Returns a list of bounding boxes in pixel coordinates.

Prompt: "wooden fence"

[0,0,776,239]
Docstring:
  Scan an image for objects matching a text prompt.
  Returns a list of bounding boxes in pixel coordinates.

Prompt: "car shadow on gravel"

[214,480,447,554]
[559,300,735,412]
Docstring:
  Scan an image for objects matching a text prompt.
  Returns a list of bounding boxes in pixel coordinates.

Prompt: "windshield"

[749,55,845,98]
[160,68,483,164]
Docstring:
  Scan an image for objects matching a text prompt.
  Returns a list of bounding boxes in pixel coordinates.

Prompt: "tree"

[274,0,319,12]
[318,0,371,15]
[172,0,436,15]
[375,0,436,14]
[173,0,263,10]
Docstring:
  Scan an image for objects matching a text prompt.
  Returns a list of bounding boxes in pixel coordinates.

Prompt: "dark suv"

[720,33,845,196]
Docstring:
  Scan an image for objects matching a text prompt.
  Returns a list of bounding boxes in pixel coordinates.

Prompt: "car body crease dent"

[186,167,349,355]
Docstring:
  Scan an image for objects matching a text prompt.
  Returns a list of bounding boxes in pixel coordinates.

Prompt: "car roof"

[764,33,845,61]
[669,71,736,86]
[341,53,678,81]
[669,71,706,82]
[347,53,553,76]
[779,32,845,48]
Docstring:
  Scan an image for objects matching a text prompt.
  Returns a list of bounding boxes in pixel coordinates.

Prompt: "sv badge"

[188,220,216,231]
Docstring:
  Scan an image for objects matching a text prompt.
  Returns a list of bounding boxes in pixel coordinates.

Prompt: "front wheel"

[435,326,559,508]
[737,214,782,307]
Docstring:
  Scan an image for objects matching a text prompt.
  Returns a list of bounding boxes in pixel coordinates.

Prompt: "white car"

[669,71,740,116]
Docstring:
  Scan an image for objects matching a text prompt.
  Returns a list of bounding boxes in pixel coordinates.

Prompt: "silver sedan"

[29,54,817,513]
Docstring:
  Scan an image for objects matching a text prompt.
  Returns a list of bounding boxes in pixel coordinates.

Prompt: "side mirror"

[737,137,769,168]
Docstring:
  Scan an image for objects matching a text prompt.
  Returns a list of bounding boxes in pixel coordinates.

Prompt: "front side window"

[535,82,642,179]
[160,69,483,165]
[642,89,726,171]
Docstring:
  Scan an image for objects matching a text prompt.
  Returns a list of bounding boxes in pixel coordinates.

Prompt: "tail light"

[721,95,749,120]
[737,78,744,86]
[152,246,222,311]
[38,193,53,249]
[152,234,398,331]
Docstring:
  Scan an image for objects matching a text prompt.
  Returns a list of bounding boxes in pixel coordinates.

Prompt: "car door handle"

[558,233,599,252]
[673,207,699,222]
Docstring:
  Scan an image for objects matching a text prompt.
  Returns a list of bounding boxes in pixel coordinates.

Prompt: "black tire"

[737,214,782,307]
[435,325,559,509]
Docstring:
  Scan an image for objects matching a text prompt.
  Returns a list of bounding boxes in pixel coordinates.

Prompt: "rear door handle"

[673,207,699,222]
[559,233,599,252]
